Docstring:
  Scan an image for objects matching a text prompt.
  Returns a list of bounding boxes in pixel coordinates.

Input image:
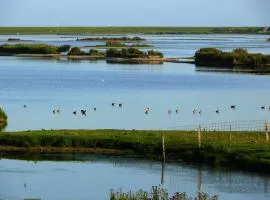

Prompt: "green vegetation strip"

[0,27,266,35]
[0,130,270,173]
[110,186,217,200]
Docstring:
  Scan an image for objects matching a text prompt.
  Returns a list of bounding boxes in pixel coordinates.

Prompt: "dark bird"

[53,109,56,114]
[56,109,60,113]
[144,107,150,114]
[261,106,265,110]
[81,110,87,116]
[198,110,202,115]
[73,111,77,115]
[216,109,220,114]
[119,103,122,108]
[168,109,172,115]
[93,107,97,111]
[230,105,236,109]
[175,109,179,114]
[23,105,27,108]
[112,102,115,107]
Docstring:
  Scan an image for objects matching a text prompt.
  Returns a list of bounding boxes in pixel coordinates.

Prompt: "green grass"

[0,129,270,173]
[0,27,266,35]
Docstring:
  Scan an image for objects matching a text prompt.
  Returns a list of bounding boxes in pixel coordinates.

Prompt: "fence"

[169,120,270,132]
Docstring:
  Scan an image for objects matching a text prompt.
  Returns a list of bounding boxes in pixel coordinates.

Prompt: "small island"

[195,48,270,72]
[77,36,145,42]
[68,46,164,64]
[87,41,153,48]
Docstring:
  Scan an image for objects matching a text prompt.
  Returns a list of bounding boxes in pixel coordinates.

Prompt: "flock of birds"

[22,103,270,116]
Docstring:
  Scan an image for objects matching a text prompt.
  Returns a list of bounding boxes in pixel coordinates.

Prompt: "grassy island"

[0,44,70,55]
[0,129,270,174]
[195,48,270,72]
[106,48,163,58]
[77,36,145,42]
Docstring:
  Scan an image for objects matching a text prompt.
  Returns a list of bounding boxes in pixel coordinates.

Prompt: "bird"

[193,109,197,115]
[198,110,202,115]
[112,102,115,107]
[168,109,172,115]
[216,109,220,114]
[56,109,60,113]
[73,111,77,115]
[81,110,87,116]
[230,105,236,109]
[261,106,265,110]
[175,109,179,114]
[52,109,56,114]
[119,103,122,108]
[93,107,97,111]
[23,105,27,108]
[144,107,150,114]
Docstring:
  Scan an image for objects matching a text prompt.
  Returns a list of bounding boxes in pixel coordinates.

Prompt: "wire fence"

[169,120,270,132]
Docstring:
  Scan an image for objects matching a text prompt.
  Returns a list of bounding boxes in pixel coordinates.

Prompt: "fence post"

[162,133,166,161]
[265,123,269,142]
[198,125,202,148]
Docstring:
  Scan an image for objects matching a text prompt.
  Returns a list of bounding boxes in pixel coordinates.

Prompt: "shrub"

[58,45,71,52]
[88,49,105,57]
[68,47,85,56]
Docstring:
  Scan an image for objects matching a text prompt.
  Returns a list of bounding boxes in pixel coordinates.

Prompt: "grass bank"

[0,27,266,35]
[0,129,270,173]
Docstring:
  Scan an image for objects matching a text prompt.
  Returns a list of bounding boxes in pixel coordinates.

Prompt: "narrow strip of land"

[0,27,267,35]
[0,129,269,173]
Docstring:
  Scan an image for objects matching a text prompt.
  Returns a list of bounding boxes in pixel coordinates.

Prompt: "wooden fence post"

[198,125,202,148]
[265,122,269,142]
[162,133,166,161]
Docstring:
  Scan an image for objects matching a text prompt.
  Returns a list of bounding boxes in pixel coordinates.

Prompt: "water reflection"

[0,153,269,200]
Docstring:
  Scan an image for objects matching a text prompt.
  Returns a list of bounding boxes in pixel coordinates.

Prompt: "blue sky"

[0,0,269,26]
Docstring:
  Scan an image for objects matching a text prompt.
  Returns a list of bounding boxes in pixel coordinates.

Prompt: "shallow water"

[0,56,270,131]
[0,34,270,57]
[0,156,270,200]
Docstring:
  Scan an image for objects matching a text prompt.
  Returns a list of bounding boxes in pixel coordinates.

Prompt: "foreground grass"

[0,129,270,173]
[0,27,266,35]
[110,186,218,200]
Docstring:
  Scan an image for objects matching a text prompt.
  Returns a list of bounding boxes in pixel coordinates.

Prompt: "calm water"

[0,58,270,130]
[0,156,270,200]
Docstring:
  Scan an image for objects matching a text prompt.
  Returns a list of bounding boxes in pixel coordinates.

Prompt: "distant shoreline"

[0,26,269,35]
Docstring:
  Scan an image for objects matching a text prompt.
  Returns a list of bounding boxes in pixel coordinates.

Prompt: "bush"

[68,47,86,56]
[58,45,71,52]
[0,108,7,122]
[88,49,105,57]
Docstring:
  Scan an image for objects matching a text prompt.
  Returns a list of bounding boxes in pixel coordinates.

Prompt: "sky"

[0,0,269,27]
